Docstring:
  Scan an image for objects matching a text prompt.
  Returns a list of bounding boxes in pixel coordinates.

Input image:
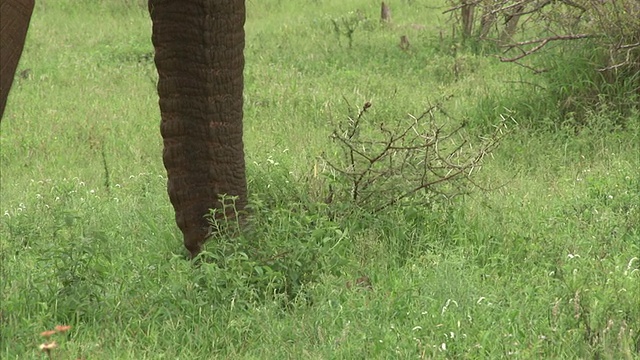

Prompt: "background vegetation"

[1,0,638,358]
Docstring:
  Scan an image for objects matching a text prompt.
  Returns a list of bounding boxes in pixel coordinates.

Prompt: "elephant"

[0,0,248,258]
[0,0,33,118]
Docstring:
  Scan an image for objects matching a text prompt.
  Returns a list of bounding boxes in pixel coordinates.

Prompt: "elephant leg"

[0,0,35,121]
[149,0,248,257]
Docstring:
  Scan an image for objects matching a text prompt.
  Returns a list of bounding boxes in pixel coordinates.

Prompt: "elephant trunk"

[149,0,248,257]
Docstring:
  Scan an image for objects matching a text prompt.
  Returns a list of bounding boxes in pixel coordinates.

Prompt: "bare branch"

[443,0,485,15]
[507,60,549,74]
[323,99,511,212]
[619,42,640,50]
[500,34,592,62]
[489,0,531,15]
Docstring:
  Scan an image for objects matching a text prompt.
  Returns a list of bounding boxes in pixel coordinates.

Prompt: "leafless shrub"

[445,0,640,75]
[322,99,511,213]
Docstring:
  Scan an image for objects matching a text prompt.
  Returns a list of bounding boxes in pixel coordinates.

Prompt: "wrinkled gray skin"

[0,0,248,258]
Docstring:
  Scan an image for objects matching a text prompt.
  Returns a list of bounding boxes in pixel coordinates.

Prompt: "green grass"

[1,1,639,359]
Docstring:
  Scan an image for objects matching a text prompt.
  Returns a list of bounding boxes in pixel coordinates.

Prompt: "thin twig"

[500,34,592,62]
[442,0,485,15]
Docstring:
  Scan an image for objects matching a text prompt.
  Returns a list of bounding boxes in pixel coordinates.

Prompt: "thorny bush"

[322,98,511,213]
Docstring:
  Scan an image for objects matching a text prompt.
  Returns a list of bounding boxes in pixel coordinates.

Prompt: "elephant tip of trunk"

[186,241,202,259]
[183,230,205,259]
[188,250,201,260]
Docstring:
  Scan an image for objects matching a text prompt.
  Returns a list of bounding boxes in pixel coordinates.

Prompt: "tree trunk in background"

[460,0,475,38]
[479,6,496,40]
[149,0,248,257]
[500,4,525,44]
[0,0,34,121]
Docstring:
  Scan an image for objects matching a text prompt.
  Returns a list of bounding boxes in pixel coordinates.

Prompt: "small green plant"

[198,190,348,307]
[331,10,372,48]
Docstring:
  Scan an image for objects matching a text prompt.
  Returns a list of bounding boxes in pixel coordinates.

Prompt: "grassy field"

[1,1,639,359]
